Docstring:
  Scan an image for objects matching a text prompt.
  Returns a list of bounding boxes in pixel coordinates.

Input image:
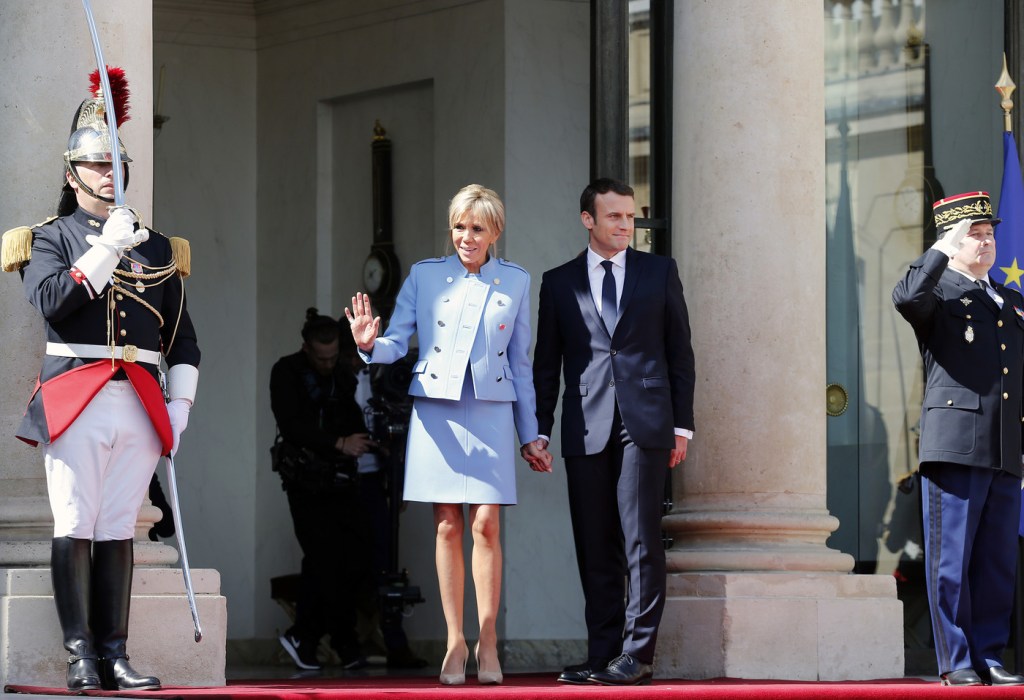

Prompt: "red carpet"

[8,674,1024,699]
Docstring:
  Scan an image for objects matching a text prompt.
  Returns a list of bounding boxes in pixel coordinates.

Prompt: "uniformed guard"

[1,69,200,692]
[893,191,1024,687]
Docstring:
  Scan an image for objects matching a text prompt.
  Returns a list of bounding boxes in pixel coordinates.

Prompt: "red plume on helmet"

[59,67,134,215]
[88,66,130,125]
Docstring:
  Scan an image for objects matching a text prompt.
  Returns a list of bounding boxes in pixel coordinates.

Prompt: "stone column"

[660,0,903,681]
[0,2,225,687]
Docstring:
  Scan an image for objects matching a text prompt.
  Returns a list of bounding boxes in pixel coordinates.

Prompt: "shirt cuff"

[675,428,693,440]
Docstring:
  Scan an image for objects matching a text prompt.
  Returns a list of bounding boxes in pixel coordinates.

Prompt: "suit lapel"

[618,248,642,325]
[992,280,1021,319]
[571,255,606,335]
[947,270,998,315]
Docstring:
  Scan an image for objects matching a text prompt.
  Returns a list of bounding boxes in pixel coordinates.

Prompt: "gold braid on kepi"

[2,218,57,272]
[932,191,1001,229]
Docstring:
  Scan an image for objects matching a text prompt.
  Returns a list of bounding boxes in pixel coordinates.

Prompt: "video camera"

[363,355,414,446]
[361,356,422,619]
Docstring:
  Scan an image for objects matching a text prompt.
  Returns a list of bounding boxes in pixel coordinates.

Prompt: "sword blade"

[165,454,203,642]
[80,0,125,206]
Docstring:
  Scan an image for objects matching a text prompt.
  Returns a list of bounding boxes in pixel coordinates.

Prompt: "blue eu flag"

[996,132,1024,537]
[995,131,1024,293]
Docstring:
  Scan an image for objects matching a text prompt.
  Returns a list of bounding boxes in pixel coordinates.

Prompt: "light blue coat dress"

[362,255,539,504]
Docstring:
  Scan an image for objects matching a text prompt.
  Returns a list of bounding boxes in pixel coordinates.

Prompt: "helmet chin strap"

[66,160,126,205]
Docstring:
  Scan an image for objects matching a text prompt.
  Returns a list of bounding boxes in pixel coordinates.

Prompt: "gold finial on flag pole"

[996,52,1016,133]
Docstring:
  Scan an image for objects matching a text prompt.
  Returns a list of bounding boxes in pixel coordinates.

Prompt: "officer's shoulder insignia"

[167,236,191,279]
[2,227,33,272]
[2,217,56,272]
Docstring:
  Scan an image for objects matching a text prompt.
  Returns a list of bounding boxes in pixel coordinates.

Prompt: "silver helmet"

[64,94,132,164]
[58,68,133,215]
[63,95,131,204]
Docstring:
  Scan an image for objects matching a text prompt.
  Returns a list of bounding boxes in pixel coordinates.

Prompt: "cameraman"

[270,309,376,671]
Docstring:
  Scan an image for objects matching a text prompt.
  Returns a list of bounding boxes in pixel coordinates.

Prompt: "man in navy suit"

[893,191,1024,687]
[533,178,695,685]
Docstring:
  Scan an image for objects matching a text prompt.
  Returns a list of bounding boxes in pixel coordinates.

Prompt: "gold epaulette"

[168,236,191,279]
[2,217,56,272]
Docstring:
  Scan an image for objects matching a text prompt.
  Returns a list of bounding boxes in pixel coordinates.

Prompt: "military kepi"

[933,191,1001,229]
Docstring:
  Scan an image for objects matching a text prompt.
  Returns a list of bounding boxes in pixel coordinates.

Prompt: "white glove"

[932,218,972,258]
[166,398,191,457]
[85,206,148,254]
[74,207,148,292]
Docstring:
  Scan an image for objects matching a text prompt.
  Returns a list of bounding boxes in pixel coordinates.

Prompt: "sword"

[80,0,125,206]
[165,454,203,642]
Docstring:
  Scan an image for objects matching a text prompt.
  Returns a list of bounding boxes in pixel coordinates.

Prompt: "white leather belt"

[46,342,161,366]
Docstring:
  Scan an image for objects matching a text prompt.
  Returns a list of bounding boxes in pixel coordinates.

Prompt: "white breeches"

[44,380,162,540]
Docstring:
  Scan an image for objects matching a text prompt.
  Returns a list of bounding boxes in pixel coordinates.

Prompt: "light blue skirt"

[402,378,517,505]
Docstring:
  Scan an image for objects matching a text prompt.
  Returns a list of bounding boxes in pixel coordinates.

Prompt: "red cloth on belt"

[38,360,172,454]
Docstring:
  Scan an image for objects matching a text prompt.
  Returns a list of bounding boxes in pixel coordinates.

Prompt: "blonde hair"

[448,184,505,235]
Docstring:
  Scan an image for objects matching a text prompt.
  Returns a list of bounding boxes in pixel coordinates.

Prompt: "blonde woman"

[346,184,551,685]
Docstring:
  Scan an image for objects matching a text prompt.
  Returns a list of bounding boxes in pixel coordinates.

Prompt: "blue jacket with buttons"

[361,254,539,445]
[893,247,1024,476]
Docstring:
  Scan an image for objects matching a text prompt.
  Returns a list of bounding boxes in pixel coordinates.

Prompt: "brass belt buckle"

[121,344,139,363]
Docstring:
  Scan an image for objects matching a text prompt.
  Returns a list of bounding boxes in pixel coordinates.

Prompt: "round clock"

[362,249,392,295]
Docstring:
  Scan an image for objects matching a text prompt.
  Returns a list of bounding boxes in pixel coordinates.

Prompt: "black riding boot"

[51,537,102,691]
[91,539,161,691]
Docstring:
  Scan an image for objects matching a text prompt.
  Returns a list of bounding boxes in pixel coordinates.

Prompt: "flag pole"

[998,53,1016,134]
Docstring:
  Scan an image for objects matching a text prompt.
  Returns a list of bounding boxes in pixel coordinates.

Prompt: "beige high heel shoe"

[439,644,468,685]
[475,642,503,685]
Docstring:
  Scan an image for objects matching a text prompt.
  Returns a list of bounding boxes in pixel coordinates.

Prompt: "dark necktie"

[601,259,617,333]
[979,278,1003,308]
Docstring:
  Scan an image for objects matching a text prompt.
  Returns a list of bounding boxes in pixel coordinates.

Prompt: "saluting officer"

[1,70,200,692]
[893,191,1024,687]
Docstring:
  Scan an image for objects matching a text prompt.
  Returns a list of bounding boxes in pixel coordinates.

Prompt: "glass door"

[824,0,1005,664]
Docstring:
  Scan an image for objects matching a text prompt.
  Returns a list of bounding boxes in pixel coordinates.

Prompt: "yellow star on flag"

[1001,258,1024,289]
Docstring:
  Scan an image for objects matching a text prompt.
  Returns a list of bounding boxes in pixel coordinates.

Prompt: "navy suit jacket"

[534,247,695,456]
[893,248,1024,476]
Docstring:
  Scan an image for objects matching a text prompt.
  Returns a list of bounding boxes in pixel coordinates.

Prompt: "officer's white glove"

[73,206,148,292]
[932,218,973,258]
[165,364,199,456]
[166,398,191,457]
[86,206,149,254]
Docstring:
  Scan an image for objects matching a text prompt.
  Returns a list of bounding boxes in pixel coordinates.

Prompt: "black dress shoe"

[557,658,607,685]
[588,653,654,686]
[940,668,984,686]
[987,666,1024,686]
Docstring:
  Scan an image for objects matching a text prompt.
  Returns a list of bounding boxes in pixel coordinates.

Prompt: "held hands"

[521,438,553,473]
[344,292,381,352]
[932,218,973,258]
[669,435,688,468]
[86,206,148,256]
